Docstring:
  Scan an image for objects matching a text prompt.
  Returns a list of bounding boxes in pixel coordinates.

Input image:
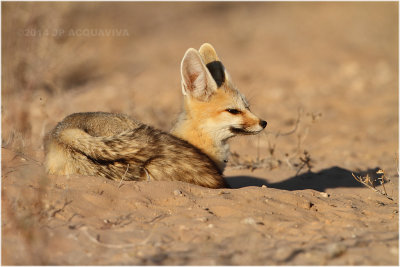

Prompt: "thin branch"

[118,164,129,188]
[50,200,73,218]
[144,168,151,181]
[352,173,393,201]
[275,108,303,137]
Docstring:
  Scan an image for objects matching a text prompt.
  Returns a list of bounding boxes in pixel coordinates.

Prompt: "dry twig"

[294,150,313,176]
[118,164,129,188]
[352,170,393,201]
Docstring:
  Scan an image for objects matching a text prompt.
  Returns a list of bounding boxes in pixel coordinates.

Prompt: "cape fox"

[44,43,267,188]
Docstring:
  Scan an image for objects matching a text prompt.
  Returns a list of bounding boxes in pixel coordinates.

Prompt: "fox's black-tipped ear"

[206,61,225,87]
[199,43,225,87]
[181,48,217,101]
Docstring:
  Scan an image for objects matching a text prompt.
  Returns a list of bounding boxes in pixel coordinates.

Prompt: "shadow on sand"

[227,166,381,191]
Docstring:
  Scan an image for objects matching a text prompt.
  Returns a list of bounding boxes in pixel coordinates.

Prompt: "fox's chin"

[229,127,263,135]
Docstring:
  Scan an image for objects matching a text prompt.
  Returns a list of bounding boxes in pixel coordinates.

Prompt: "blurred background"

[2,2,398,175]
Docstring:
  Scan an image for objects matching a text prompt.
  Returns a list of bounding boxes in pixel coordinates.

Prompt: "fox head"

[179,43,267,142]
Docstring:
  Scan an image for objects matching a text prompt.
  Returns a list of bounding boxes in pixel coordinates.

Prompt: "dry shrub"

[228,109,322,175]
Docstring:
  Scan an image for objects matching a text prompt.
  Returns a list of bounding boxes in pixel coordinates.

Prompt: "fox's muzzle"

[229,120,267,135]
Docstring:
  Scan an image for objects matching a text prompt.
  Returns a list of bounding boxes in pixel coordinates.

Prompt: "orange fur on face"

[172,83,264,171]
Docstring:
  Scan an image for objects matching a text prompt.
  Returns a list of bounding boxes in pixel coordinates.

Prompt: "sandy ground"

[2,2,399,265]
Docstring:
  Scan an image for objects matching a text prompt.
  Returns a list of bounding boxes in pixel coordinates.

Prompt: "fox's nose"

[259,120,267,128]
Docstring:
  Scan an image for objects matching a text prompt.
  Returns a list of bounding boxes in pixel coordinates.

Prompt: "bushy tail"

[49,124,227,188]
[58,128,148,162]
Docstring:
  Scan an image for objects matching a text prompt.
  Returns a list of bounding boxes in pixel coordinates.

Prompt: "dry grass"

[228,109,321,176]
[352,169,394,201]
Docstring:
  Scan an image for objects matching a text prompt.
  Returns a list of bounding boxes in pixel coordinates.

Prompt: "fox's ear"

[199,43,220,63]
[181,48,217,101]
[199,43,226,87]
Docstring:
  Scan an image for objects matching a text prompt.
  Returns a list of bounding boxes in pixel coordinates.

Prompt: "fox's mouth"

[229,127,262,135]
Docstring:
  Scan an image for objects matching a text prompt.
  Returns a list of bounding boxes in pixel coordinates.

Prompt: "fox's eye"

[226,108,241,115]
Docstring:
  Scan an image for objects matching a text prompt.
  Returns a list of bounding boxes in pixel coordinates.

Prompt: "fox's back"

[51,112,140,137]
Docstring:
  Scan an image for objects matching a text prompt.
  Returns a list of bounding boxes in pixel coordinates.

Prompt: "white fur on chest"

[216,141,230,171]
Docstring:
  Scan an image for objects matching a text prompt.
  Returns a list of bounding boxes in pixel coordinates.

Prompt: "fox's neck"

[171,112,229,172]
